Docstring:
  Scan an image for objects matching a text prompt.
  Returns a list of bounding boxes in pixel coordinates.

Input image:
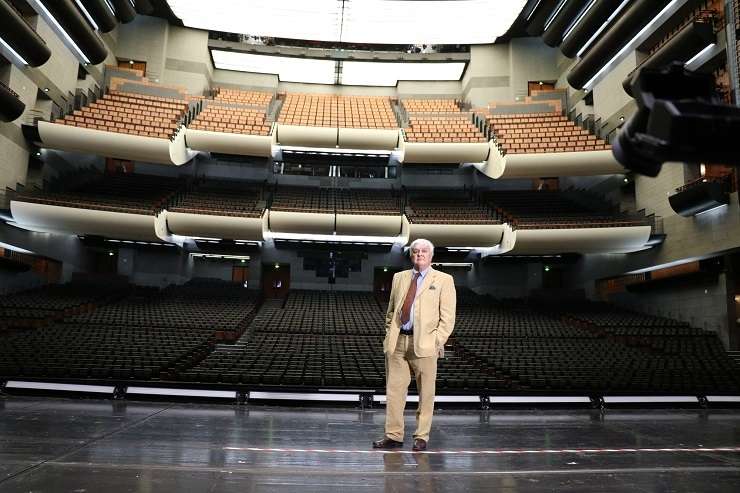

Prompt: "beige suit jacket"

[383,267,456,357]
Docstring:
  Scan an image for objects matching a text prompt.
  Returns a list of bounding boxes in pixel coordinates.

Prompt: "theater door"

[262,263,290,298]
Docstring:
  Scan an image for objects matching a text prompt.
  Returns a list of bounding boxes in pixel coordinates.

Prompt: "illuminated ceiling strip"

[575,0,631,58]
[583,0,681,90]
[0,241,35,255]
[684,43,715,67]
[526,0,544,21]
[561,0,597,41]
[190,254,252,260]
[28,0,92,64]
[74,0,99,31]
[103,0,115,15]
[0,36,29,65]
[543,0,569,31]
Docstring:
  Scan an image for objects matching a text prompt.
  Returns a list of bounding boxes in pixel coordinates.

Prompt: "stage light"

[489,396,591,404]
[249,391,360,402]
[374,395,481,403]
[5,380,114,394]
[602,396,698,404]
[127,387,237,399]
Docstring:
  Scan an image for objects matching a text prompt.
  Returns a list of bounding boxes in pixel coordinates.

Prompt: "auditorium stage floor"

[0,396,739,492]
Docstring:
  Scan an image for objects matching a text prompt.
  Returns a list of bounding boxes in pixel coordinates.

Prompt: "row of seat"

[213,88,273,107]
[14,174,184,215]
[402,99,462,113]
[169,180,265,218]
[0,279,261,381]
[1,284,739,393]
[277,93,398,128]
[481,190,645,229]
[405,195,500,224]
[15,175,642,229]
[487,112,609,155]
[403,102,487,143]
[55,91,188,139]
[270,187,401,215]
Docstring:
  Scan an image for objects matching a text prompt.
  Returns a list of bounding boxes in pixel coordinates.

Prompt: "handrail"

[675,174,732,193]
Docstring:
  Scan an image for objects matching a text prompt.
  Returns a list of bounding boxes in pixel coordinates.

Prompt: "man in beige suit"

[373,238,456,451]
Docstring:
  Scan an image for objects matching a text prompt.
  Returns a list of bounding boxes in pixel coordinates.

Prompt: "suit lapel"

[416,268,436,297]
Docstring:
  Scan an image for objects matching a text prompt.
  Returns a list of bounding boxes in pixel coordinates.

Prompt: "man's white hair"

[409,238,434,256]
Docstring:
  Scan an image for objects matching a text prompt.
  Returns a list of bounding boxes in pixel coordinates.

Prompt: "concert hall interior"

[1,0,740,491]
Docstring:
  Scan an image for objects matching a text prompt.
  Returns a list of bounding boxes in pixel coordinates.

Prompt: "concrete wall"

[462,44,511,107]
[213,70,278,92]
[635,164,740,265]
[258,244,406,292]
[397,80,462,98]
[33,17,80,100]
[0,9,118,202]
[116,16,169,82]
[116,19,214,94]
[0,66,35,195]
[610,273,731,347]
[162,26,213,94]
[210,73,463,98]
[591,52,638,125]
[0,222,92,282]
[469,261,542,298]
[117,247,193,287]
[112,18,564,106]
[508,38,560,101]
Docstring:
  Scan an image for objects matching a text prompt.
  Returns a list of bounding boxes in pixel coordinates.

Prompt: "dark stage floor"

[0,395,739,492]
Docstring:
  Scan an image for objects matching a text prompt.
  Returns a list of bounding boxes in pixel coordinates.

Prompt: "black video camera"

[613,62,740,177]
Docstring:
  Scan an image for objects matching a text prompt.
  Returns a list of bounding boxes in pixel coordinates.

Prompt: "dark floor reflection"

[0,396,738,492]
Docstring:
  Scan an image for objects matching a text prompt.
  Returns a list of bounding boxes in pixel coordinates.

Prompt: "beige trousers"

[384,334,438,442]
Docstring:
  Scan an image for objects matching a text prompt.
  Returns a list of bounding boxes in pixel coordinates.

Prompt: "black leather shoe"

[412,438,427,451]
[372,437,403,449]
